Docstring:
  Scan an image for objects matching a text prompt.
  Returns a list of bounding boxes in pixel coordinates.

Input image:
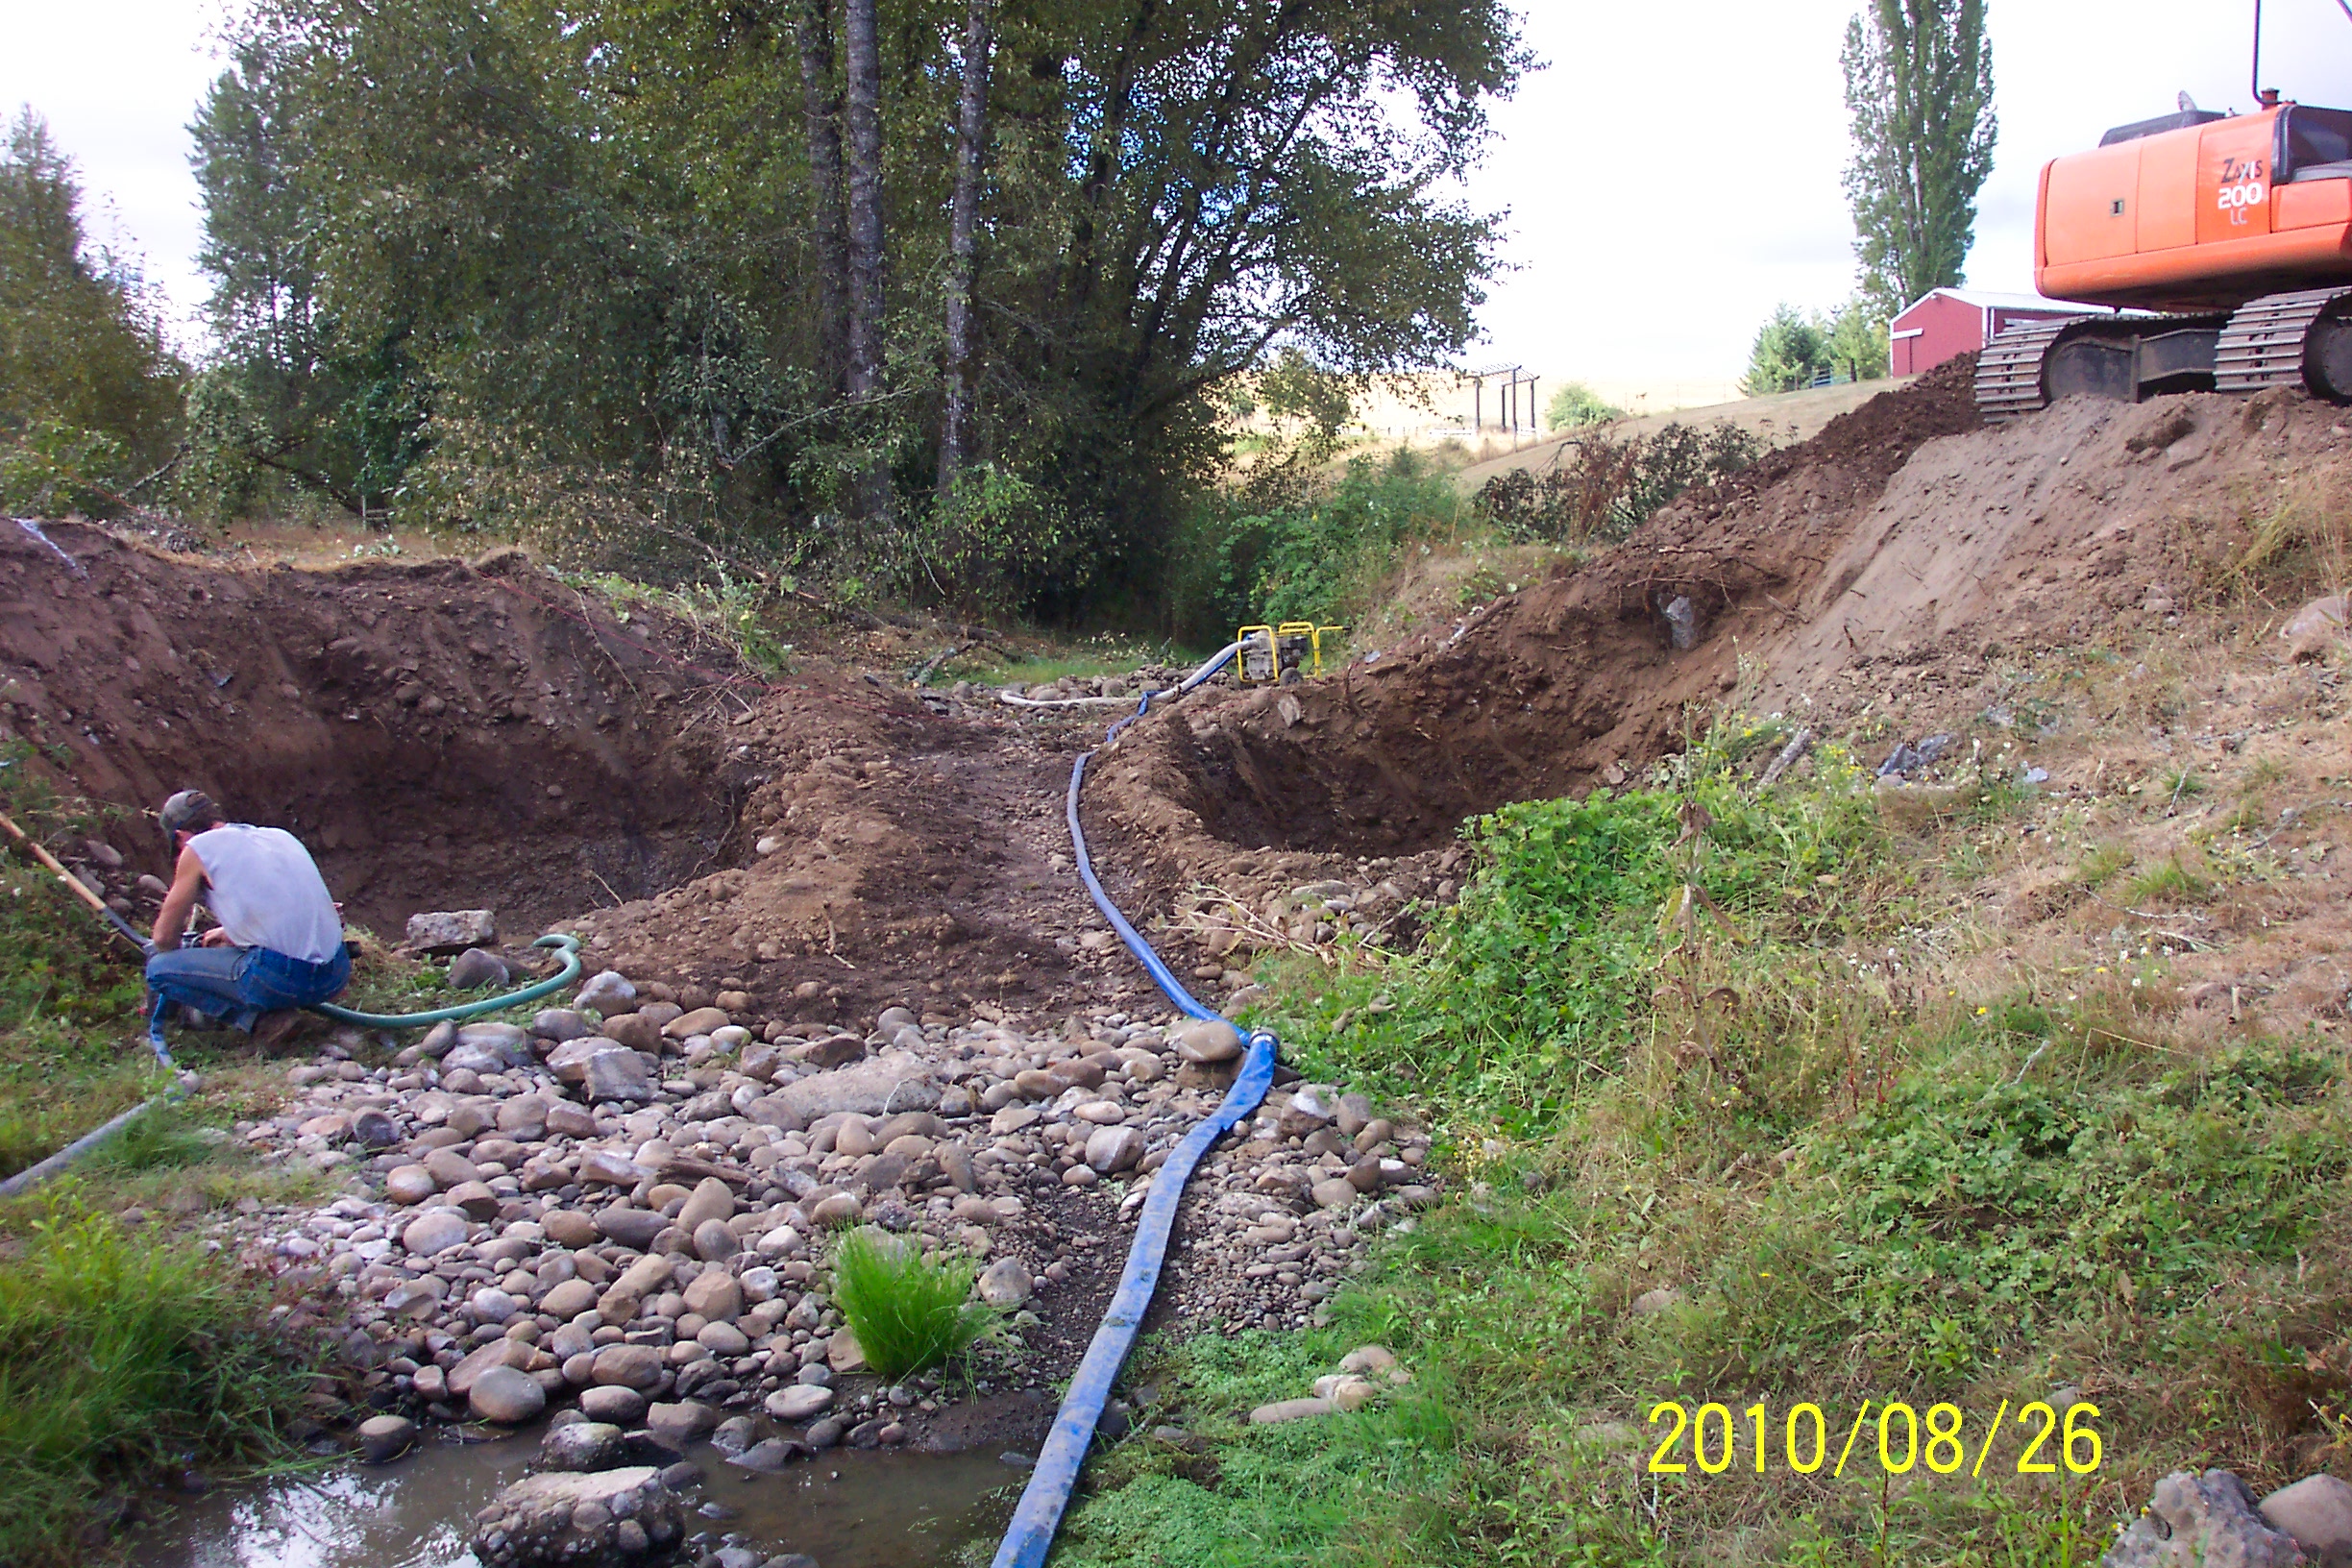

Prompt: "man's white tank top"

[188,824,344,962]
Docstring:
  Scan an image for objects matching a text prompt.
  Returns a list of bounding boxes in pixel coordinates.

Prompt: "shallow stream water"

[136,1433,1020,1568]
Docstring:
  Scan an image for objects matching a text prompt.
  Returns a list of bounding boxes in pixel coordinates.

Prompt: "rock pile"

[470,1465,682,1566]
[229,969,1434,1459]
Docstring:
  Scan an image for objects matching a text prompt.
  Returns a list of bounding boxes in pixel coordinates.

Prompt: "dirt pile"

[1090,363,2352,915]
[0,525,1167,1025]
[0,525,747,939]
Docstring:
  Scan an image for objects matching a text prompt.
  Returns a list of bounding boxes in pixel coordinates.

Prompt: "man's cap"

[159,790,221,842]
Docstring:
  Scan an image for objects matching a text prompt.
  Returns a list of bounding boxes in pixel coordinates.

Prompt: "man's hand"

[201,928,233,948]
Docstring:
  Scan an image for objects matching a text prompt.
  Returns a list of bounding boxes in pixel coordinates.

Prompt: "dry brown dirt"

[9,362,2351,1035]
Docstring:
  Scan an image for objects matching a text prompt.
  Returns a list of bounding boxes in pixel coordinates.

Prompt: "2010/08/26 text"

[1645,1399,2102,1478]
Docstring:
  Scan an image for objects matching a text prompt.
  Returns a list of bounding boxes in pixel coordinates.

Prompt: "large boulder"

[772,1051,941,1120]
[470,1467,682,1567]
[408,909,496,954]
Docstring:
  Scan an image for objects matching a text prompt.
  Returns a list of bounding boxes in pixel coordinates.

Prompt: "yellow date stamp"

[1645,1399,2104,1478]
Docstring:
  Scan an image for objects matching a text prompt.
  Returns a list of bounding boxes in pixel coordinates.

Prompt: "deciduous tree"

[1842,0,1997,314]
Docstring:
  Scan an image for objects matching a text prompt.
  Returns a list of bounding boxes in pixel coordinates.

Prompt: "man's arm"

[152,845,207,951]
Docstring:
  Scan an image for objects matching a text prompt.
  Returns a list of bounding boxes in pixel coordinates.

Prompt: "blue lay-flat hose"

[991,644,1280,1568]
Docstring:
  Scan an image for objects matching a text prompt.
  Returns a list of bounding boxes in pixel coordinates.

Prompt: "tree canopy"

[182,0,1526,614]
[1841,0,1997,315]
[0,110,183,513]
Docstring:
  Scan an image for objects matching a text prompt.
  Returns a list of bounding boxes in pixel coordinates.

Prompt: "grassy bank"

[1056,712,2352,1566]
[0,771,322,1563]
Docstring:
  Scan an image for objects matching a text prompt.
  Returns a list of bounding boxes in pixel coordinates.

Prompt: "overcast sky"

[7,0,2352,383]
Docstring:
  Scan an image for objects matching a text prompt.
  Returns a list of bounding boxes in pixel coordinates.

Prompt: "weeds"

[829,1228,998,1382]
[0,1188,308,1564]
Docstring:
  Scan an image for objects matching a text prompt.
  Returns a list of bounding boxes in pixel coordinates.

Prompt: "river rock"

[357,1414,417,1463]
[590,1343,667,1390]
[826,1329,868,1375]
[766,1384,834,1423]
[809,1192,863,1228]
[645,1401,719,1443]
[448,948,511,990]
[681,1269,741,1323]
[693,1218,738,1262]
[1248,1397,1333,1425]
[977,1257,1033,1308]
[403,1207,471,1258]
[385,1165,438,1205]
[676,1177,734,1233]
[470,1364,548,1425]
[424,1148,482,1188]
[2260,1473,2352,1566]
[663,1007,731,1040]
[540,1278,600,1319]
[457,1021,533,1064]
[577,1149,649,1188]
[797,1034,868,1069]
[352,1108,401,1149]
[576,970,637,1014]
[546,1101,599,1139]
[725,1437,811,1474]
[697,1320,750,1356]
[540,1420,626,1472]
[584,1048,655,1103]
[773,1051,940,1118]
[1173,1018,1241,1064]
[470,1466,681,1568]
[578,1385,649,1425]
[594,1206,669,1251]
[2106,1470,2304,1567]
[530,1007,597,1042]
[1084,1125,1145,1174]
[449,1338,530,1396]
[408,909,495,954]
[545,1209,600,1248]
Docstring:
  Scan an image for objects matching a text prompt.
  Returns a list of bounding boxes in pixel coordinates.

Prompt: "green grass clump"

[0,1188,308,1564]
[830,1228,998,1382]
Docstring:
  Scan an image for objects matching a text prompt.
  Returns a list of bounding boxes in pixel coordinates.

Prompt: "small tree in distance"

[1545,380,1625,430]
[1741,306,1829,396]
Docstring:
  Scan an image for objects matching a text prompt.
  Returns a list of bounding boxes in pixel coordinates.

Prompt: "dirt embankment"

[1088,360,2352,924]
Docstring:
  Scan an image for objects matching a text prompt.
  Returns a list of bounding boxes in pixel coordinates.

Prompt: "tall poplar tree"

[1841,0,1997,314]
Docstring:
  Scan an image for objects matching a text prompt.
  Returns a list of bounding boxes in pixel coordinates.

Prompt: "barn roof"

[1893,286,2109,320]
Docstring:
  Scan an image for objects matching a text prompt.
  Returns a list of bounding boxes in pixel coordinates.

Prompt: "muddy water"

[138,1433,1019,1568]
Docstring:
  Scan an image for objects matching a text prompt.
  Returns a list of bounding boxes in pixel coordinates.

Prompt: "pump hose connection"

[306,933,584,1030]
[989,642,1279,1568]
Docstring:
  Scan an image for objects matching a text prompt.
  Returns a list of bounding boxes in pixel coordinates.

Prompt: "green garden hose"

[308,933,583,1029]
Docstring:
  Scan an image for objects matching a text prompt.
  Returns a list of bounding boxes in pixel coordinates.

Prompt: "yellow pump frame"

[1235,622,1346,683]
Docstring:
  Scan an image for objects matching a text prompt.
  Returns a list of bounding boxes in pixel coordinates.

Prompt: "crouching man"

[144,790,350,1051]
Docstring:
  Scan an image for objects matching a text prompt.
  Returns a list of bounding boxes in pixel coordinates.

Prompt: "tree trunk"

[795,0,849,394]
[937,0,993,496]
[842,0,885,402]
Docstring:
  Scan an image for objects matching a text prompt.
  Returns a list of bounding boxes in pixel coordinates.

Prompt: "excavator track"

[2215,286,2352,395]
[1973,319,2075,421]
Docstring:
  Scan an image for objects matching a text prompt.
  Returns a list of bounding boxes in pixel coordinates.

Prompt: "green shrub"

[0,1189,306,1564]
[1544,380,1625,430]
[1164,450,1462,645]
[1471,420,1763,545]
[829,1228,997,1382]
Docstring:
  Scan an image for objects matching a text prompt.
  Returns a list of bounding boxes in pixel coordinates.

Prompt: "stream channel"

[136,1430,1020,1568]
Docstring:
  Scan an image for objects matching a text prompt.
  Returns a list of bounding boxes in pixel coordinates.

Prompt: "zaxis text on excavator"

[1977,0,2352,416]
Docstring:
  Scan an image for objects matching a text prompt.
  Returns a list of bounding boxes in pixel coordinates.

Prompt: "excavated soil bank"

[1094,360,2352,910]
[0,525,746,940]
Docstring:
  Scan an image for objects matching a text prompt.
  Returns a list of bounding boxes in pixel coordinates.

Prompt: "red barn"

[1888,287,2104,376]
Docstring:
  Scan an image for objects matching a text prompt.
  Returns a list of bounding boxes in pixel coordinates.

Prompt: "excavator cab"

[1977,0,2352,417]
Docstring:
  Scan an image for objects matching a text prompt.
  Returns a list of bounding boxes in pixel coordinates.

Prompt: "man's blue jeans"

[145,944,352,1043]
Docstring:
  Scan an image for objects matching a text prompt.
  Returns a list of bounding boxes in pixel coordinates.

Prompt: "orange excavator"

[1977,0,2352,416]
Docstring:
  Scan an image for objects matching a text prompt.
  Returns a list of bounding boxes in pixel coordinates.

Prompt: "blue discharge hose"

[991,644,1280,1568]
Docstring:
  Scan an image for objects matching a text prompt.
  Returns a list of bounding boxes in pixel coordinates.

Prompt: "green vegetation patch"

[0,1190,310,1565]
